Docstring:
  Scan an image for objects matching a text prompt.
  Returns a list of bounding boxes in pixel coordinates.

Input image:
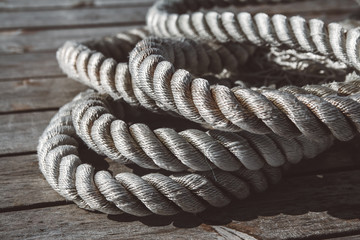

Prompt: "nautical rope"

[57,30,360,142]
[56,27,255,110]
[129,37,360,140]
[37,90,332,215]
[39,0,360,216]
[147,0,360,71]
[71,90,333,171]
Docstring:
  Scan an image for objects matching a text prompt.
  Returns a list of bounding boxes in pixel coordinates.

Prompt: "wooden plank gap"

[0,151,37,159]
[0,0,155,12]
[0,201,70,214]
[0,107,60,116]
[0,21,146,32]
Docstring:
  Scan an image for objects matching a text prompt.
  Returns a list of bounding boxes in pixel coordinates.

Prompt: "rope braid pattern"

[72,90,333,172]
[147,0,360,72]
[56,28,255,111]
[129,38,360,141]
[57,30,360,142]
[37,90,332,215]
[39,0,360,216]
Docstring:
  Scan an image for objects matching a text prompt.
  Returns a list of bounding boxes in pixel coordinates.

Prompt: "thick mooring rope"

[37,90,332,215]
[56,28,255,110]
[147,0,360,71]
[58,29,360,142]
[40,0,360,216]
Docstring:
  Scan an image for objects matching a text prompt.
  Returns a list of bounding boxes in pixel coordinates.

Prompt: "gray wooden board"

[1,0,360,239]
[0,154,64,210]
[218,170,360,239]
[1,102,360,168]
[0,0,156,11]
[0,153,133,210]
[0,25,142,54]
[285,136,360,176]
[0,0,355,13]
[0,6,148,30]
[0,111,56,155]
[325,235,360,240]
[0,0,356,55]
[1,169,360,239]
[0,77,87,113]
[0,132,359,210]
[0,204,222,240]
[218,0,357,15]
[0,52,62,80]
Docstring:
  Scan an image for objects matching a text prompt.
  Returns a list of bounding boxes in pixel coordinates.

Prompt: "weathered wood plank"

[0,0,357,31]
[0,0,155,11]
[285,137,360,176]
[0,1,356,55]
[1,169,360,240]
[0,25,141,54]
[0,0,355,13]
[0,152,134,210]
[0,52,62,80]
[1,103,359,168]
[201,169,360,240]
[0,77,87,113]
[0,52,61,80]
[229,0,356,15]
[0,111,56,155]
[0,6,148,30]
[0,107,358,210]
[0,154,64,210]
[0,204,221,240]
[324,235,360,240]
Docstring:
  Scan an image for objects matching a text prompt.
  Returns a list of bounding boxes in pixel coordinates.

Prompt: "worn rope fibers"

[37,90,333,215]
[40,0,360,215]
[57,20,360,142]
[147,0,360,71]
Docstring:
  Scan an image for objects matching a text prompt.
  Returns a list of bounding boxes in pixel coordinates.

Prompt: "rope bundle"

[39,0,360,216]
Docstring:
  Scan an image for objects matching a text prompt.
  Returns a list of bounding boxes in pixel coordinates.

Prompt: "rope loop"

[38,90,333,215]
[40,0,360,216]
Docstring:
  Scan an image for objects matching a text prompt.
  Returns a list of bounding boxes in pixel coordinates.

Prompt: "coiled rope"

[37,90,332,215]
[57,29,360,142]
[147,0,360,71]
[39,0,360,215]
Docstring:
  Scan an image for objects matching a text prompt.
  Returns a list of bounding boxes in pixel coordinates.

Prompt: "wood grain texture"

[0,111,56,155]
[1,169,360,240]
[0,204,222,240]
[217,169,360,239]
[1,0,360,239]
[0,52,61,80]
[0,6,148,30]
[0,77,87,113]
[0,25,141,54]
[0,0,355,13]
[324,235,360,240]
[0,0,156,11]
[220,0,357,15]
[285,137,360,176]
[0,154,64,210]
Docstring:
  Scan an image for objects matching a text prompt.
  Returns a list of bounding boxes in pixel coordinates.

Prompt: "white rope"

[39,0,360,216]
[38,90,333,215]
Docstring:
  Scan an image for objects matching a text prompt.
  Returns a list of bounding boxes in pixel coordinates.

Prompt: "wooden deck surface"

[1,0,360,239]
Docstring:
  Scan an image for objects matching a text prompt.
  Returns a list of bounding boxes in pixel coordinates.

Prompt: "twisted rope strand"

[72,91,334,172]
[129,37,360,140]
[40,0,360,217]
[56,28,255,113]
[38,90,333,215]
[57,28,360,141]
[147,0,360,71]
